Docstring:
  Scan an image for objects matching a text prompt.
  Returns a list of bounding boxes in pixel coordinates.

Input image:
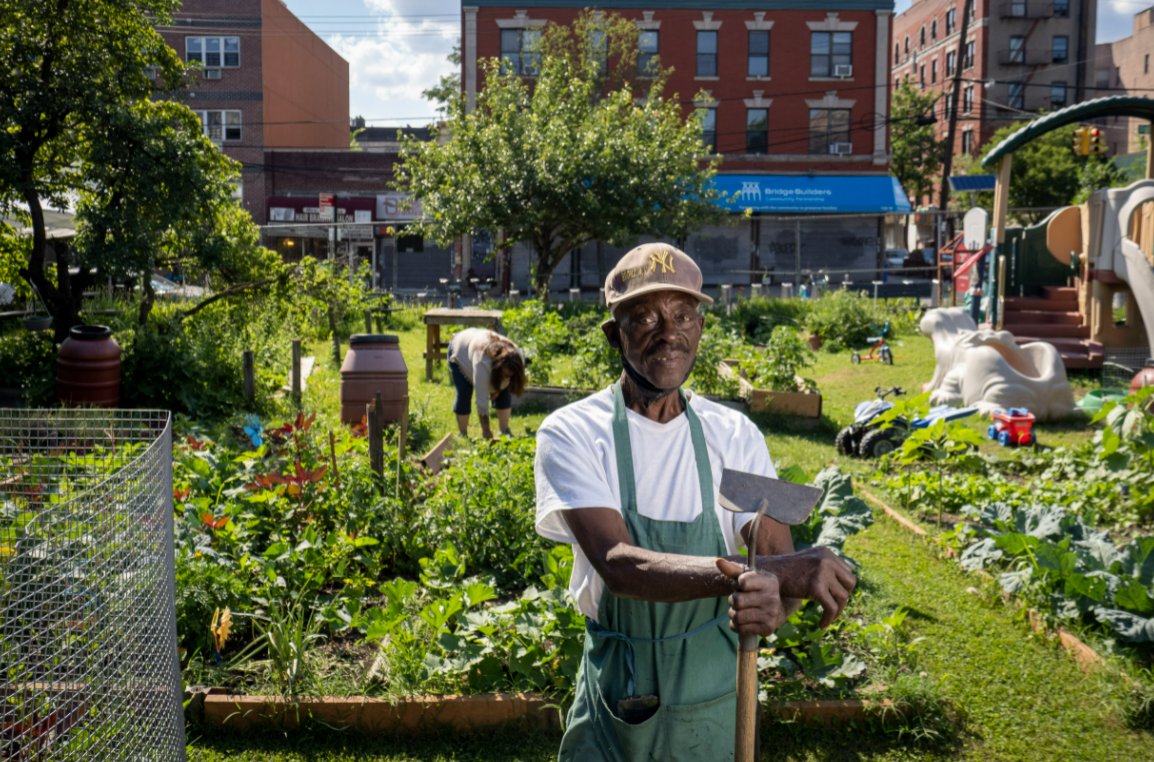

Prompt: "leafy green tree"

[890,80,945,206]
[972,122,1132,224]
[0,0,271,337]
[422,46,463,119]
[397,11,725,297]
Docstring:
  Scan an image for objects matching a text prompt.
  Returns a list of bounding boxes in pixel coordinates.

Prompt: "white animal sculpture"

[919,307,1078,421]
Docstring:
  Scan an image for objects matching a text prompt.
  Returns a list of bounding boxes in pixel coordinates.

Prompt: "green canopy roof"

[980,96,1154,168]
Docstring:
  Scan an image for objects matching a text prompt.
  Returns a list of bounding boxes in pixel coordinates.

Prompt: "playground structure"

[978,96,1154,374]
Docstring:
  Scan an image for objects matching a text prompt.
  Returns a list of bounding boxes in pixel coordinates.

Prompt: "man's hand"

[761,547,857,628]
[716,558,788,637]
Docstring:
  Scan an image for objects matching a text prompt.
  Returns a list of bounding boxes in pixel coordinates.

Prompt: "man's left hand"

[716,558,788,637]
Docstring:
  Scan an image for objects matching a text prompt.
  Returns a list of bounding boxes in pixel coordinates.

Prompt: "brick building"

[461,1,912,291]
[1094,6,1154,156]
[155,0,350,225]
[893,0,1097,170]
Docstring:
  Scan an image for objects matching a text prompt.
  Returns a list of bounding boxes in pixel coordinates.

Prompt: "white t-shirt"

[534,386,776,621]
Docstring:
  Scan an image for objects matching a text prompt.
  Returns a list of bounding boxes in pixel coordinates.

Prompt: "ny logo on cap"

[649,248,675,274]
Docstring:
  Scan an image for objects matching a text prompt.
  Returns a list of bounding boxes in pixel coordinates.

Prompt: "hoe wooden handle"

[735,633,759,762]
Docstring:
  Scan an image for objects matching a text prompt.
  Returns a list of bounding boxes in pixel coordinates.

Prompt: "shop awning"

[710,174,912,214]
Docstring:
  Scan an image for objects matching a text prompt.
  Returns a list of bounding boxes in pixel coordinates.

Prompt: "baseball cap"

[603,243,714,308]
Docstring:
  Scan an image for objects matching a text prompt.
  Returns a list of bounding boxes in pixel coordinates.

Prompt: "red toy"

[987,407,1036,447]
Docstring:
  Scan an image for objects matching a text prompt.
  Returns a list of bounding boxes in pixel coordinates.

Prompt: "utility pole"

[939,0,974,219]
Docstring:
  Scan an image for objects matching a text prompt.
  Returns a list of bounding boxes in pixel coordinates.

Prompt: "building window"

[748,30,770,77]
[808,107,850,154]
[946,8,956,35]
[931,19,938,39]
[919,65,926,87]
[1009,36,1025,64]
[196,109,242,142]
[746,108,768,153]
[961,129,974,154]
[963,84,974,112]
[591,29,608,74]
[1009,0,1026,17]
[185,36,240,68]
[1008,81,1025,110]
[699,107,717,152]
[810,31,852,77]
[639,31,659,76]
[1145,53,1150,75]
[500,29,541,76]
[920,26,926,47]
[894,43,900,66]
[964,40,975,69]
[944,93,953,122]
[1052,35,1068,64]
[1050,82,1068,109]
[904,36,909,59]
[697,30,718,77]
[1053,0,1069,16]
[930,59,938,84]
[946,50,956,76]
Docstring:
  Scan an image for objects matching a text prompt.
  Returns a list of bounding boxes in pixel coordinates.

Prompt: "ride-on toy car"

[987,407,1036,447]
[835,386,905,456]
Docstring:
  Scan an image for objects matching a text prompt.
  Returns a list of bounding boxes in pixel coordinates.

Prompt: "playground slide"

[1102,180,1154,362]
[1119,238,1154,362]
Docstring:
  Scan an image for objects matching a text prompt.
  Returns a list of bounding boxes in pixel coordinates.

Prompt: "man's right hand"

[762,547,857,628]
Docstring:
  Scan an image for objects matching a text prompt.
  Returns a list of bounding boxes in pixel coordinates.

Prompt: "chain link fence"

[0,409,185,761]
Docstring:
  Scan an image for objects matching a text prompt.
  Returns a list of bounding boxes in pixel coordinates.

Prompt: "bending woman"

[447,328,527,438]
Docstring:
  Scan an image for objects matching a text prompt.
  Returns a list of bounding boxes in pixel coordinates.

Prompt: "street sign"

[318,193,334,214]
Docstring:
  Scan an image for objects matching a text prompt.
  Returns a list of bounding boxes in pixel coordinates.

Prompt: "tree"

[0,0,270,338]
[971,122,1131,225]
[397,12,725,298]
[889,80,946,207]
[422,47,463,119]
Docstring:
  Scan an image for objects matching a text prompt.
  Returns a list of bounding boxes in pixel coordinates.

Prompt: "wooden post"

[368,398,384,492]
[363,309,373,334]
[242,350,255,407]
[396,393,408,498]
[291,339,302,409]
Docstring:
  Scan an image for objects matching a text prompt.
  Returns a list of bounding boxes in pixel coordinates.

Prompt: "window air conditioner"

[828,142,852,156]
[203,68,222,80]
[833,64,853,78]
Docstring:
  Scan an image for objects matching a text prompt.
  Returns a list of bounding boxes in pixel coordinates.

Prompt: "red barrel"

[56,325,121,407]
[339,334,408,424]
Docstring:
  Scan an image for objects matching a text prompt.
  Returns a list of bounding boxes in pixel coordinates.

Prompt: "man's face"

[605,291,704,391]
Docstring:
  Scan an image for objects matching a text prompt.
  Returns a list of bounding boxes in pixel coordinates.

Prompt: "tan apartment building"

[1093,6,1154,156]
[155,0,350,224]
[893,0,1096,179]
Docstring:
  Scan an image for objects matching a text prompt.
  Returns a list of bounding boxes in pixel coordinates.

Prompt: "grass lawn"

[187,304,1149,761]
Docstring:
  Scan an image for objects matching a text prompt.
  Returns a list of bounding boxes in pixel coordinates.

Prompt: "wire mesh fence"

[0,409,185,761]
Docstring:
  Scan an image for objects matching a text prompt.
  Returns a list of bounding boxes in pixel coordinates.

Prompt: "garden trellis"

[0,409,185,761]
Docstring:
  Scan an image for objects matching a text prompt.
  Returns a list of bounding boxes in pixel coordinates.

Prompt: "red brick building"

[893,0,1097,174]
[461,2,912,290]
[155,0,350,225]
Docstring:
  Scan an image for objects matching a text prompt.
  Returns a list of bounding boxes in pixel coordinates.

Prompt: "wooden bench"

[422,308,504,381]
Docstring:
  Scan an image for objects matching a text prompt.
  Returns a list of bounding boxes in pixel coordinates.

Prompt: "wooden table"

[422,308,504,380]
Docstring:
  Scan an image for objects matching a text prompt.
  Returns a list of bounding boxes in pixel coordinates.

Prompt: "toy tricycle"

[850,322,893,365]
[987,407,1036,447]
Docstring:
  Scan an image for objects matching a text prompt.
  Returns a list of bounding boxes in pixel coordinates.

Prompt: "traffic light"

[1072,126,1090,156]
[1087,127,1108,155]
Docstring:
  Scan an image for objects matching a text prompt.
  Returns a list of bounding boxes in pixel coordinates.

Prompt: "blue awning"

[710,174,912,214]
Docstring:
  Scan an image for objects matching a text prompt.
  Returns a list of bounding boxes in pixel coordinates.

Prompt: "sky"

[283,0,1151,127]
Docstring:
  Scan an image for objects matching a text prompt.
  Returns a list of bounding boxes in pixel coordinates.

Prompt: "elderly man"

[534,242,856,761]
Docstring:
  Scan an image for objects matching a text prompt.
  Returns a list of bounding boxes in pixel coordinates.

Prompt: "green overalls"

[558,383,738,762]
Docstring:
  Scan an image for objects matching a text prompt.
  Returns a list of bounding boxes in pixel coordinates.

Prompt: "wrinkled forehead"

[613,290,702,318]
